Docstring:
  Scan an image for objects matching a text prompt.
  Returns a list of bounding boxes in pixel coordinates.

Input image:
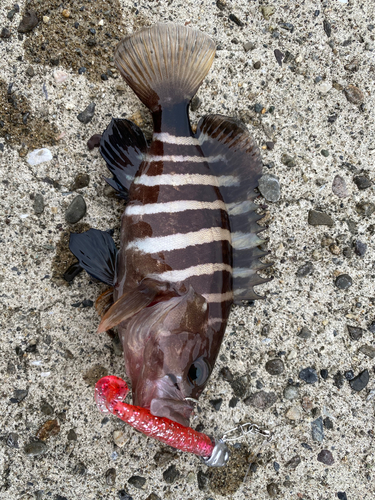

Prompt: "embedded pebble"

[70,173,90,191]
[296,261,314,277]
[308,210,334,226]
[299,367,318,384]
[317,449,334,465]
[145,494,161,500]
[337,493,348,500]
[36,419,60,441]
[285,455,301,469]
[332,175,349,198]
[54,70,69,84]
[344,85,364,105]
[349,370,369,392]
[311,417,324,442]
[1,27,11,38]
[197,470,210,490]
[284,385,299,400]
[7,432,19,448]
[298,326,312,339]
[163,464,180,484]
[335,274,352,290]
[286,407,301,420]
[244,391,277,409]
[209,398,223,411]
[244,41,256,52]
[118,491,133,500]
[190,96,202,112]
[67,429,77,441]
[24,441,47,456]
[106,468,116,486]
[356,201,375,217]
[347,325,364,341]
[65,195,87,224]
[358,345,375,359]
[33,193,44,214]
[128,476,146,489]
[87,134,102,150]
[113,430,127,447]
[334,371,345,389]
[267,482,280,497]
[354,240,367,257]
[77,102,96,124]
[27,148,53,166]
[353,176,371,190]
[18,10,38,33]
[281,153,296,167]
[258,174,281,202]
[11,389,28,403]
[265,359,284,375]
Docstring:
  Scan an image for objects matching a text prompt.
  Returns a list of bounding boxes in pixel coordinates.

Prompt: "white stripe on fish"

[125,199,227,216]
[134,173,240,187]
[153,133,200,145]
[203,291,234,303]
[155,263,233,282]
[127,227,231,253]
[145,154,223,163]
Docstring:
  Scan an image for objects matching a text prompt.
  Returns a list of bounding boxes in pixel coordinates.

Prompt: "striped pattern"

[119,120,265,332]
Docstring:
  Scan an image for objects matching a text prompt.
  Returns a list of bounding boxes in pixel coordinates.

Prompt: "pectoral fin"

[97,278,178,333]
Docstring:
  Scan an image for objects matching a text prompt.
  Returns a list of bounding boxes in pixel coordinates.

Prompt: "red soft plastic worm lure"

[95,375,215,458]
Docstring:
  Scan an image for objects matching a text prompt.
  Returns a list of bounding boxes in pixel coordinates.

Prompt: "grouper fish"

[70,23,270,429]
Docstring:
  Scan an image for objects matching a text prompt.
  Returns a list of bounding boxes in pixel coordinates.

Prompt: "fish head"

[123,285,213,426]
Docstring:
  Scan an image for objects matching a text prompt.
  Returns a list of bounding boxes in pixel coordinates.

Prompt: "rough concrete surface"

[1,0,375,499]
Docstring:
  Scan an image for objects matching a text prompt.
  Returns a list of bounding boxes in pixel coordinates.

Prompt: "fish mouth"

[150,398,194,427]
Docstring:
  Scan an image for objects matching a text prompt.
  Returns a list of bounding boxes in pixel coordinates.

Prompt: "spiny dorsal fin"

[100,118,147,195]
[115,23,215,111]
[196,114,271,302]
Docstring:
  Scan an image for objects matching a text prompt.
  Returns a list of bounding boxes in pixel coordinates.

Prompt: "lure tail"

[114,23,216,112]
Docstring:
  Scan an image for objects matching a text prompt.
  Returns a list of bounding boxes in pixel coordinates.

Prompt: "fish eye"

[187,357,211,387]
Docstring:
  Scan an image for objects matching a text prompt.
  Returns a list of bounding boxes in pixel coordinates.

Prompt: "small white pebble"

[41,372,51,377]
[54,70,69,84]
[287,350,297,360]
[31,360,43,366]
[318,82,331,93]
[43,16,50,23]
[20,214,29,219]
[98,19,104,26]
[27,148,53,166]
[285,407,301,420]
[113,430,127,447]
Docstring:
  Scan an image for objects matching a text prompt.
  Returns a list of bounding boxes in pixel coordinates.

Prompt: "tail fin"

[115,23,215,112]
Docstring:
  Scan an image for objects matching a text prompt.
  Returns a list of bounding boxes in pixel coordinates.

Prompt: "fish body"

[70,24,269,428]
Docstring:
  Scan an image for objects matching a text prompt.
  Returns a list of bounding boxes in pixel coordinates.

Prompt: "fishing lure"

[70,23,270,466]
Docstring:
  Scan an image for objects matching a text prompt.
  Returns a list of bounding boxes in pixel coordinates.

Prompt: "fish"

[69,23,270,429]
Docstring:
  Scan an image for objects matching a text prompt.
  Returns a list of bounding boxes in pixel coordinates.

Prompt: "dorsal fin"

[196,114,271,301]
[100,118,147,196]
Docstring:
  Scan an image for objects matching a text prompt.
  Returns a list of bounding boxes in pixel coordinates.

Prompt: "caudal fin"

[115,23,215,112]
